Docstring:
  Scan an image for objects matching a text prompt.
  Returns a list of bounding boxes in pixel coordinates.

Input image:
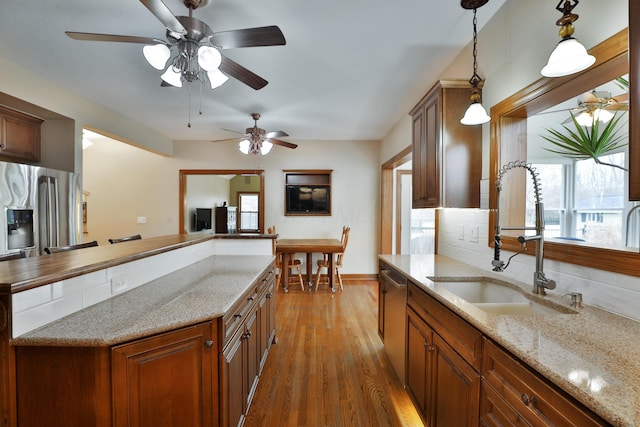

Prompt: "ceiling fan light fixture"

[161,66,183,87]
[239,139,251,154]
[143,43,171,70]
[207,69,229,89]
[197,45,222,71]
[260,140,273,155]
[541,0,595,78]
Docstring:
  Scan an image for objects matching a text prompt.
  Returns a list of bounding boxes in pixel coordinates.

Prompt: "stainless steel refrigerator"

[0,161,82,256]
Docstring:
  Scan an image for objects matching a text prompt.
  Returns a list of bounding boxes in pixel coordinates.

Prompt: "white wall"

[83,137,381,274]
[185,175,230,232]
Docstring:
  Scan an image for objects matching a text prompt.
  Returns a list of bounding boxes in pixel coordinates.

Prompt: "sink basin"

[430,278,575,315]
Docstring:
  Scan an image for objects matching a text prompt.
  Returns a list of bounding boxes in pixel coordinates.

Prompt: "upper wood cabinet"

[0,105,42,163]
[410,80,482,208]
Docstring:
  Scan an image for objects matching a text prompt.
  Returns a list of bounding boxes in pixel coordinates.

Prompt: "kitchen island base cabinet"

[112,322,217,427]
[15,322,217,427]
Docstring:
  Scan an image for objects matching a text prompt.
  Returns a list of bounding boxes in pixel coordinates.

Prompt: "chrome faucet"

[492,161,557,295]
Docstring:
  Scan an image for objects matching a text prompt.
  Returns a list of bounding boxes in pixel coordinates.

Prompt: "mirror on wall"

[178,169,264,234]
[489,28,639,276]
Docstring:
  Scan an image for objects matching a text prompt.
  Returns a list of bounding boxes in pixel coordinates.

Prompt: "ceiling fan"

[216,113,297,155]
[562,90,629,126]
[65,0,286,90]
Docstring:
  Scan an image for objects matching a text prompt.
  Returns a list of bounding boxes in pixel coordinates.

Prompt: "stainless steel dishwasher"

[380,268,407,384]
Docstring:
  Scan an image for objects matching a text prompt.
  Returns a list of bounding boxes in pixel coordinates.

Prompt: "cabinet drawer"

[221,284,259,348]
[482,338,609,427]
[257,267,276,296]
[407,281,482,371]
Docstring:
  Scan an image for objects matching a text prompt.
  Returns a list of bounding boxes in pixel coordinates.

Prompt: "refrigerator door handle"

[48,176,60,248]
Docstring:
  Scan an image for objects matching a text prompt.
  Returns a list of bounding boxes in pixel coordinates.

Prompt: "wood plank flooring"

[244,280,423,427]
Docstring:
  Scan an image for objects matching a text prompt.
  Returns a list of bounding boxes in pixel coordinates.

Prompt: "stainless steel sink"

[430,278,575,315]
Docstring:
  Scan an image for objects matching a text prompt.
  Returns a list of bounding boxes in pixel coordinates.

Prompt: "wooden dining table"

[276,238,344,292]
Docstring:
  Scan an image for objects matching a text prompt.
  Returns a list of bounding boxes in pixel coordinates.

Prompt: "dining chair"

[108,234,142,244]
[314,226,350,291]
[269,225,304,291]
[44,240,98,254]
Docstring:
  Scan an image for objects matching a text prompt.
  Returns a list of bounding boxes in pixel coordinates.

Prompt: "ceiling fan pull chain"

[199,80,203,116]
[187,91,192,128]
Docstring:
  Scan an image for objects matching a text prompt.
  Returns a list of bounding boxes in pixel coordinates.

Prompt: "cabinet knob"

[205,340,214,349]
[521,393,530,406]
[248,296,254,301]
[266,292,273,298]
[234,314,242,319]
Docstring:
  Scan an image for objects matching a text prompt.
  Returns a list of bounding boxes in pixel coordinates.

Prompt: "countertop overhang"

[379,254,640,427]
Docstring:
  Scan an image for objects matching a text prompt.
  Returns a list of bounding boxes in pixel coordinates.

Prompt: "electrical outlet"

[470,226,479,243]
[111,277,128,294]
[137,216,147,224]
[458,225,465,240]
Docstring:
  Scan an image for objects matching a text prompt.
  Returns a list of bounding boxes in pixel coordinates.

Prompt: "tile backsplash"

[438,209,640,322]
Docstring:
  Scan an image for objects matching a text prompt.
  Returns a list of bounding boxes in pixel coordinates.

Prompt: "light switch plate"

[470,226,479,243]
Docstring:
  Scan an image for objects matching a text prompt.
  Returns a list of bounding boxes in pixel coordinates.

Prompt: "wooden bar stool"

[269,226,304,292]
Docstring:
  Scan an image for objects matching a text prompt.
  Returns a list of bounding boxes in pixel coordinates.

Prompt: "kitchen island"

[379,254,640,427]
[0,233,277,427]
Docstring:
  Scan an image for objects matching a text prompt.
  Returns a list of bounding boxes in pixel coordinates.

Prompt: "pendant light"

[541,0,595,77]
[460,0,491,126]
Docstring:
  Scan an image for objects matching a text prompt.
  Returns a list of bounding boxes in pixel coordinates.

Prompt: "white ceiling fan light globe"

[260,140,273,155]
[239,139,250,154]
[161,67,183,87]
[143,44,171,70]
[197,46,222,71]
[594,108,614,123]
[207,69,229,89]
[541,38,595,77]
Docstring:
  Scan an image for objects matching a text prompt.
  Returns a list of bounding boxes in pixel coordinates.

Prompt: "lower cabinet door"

[433,333,480,427]
[406,307,433,425]
[112,322,216,427]
[222,328,245,427]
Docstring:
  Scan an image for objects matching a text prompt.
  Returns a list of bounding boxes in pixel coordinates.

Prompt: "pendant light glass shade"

[197,46,222,71]
[238,139,251,154]
[161,67,183,87]
[143,44,171,70]
[207,69,229,89]
[461,101,491,125]
[260,140,273,155]
[541,38,595,77]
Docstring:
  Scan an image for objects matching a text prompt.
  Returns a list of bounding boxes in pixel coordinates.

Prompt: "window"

[238,193,259,232]
[527,153,628,247]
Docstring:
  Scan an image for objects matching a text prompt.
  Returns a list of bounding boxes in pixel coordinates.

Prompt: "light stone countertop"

[379,254,640,427]
[12,255,274,347]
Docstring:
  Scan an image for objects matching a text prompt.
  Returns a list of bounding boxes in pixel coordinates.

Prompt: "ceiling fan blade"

[211,137,240,143]
[221,128,245,134]
[270,139,297,149]
[265,130,289,138]
[139,0,186,36]
[65,32,161,44]
[219,56,268,90]
[209,26,286,49]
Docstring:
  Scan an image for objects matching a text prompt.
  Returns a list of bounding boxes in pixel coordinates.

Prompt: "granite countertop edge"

[379,254,640,427]
[12,254,275,348]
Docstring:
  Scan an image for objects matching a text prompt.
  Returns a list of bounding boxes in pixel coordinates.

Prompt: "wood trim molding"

[488,28,640,276]
[380,146,412,254]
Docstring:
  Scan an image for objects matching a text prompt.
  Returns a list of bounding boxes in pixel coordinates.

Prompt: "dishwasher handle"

[380,269,407,289]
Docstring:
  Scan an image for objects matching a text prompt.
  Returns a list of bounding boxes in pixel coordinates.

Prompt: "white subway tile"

[12,285,52,312]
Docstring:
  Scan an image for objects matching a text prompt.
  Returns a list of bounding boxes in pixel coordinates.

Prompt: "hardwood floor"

[244,280,423,427]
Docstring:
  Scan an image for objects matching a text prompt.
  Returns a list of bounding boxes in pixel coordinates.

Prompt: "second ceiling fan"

[66,0,286,90]
[218,113,297,155]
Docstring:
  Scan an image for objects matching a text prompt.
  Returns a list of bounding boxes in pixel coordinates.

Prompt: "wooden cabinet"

[219,266,276,427]
[15,322,217,427]
[112,322,217,427]
[481,338,608,427]
[0,105,42,162]
[406,304,480,427]
[410,80,482,208]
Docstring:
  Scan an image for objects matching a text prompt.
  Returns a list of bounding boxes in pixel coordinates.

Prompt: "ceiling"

[0,0,506,143]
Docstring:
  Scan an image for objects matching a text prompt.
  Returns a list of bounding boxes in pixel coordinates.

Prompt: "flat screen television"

[286,185,330,214]
[194,208,212,231]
